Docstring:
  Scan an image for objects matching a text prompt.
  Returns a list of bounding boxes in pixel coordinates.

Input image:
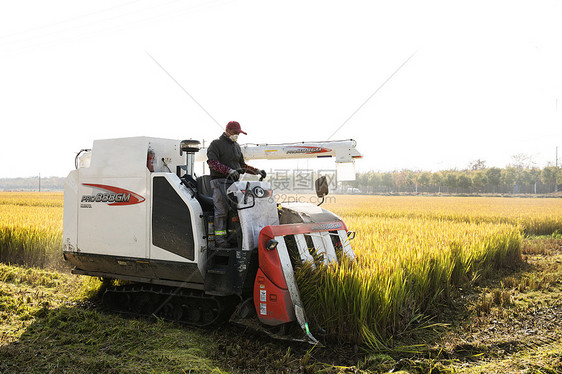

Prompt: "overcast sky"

[0,0,561,178]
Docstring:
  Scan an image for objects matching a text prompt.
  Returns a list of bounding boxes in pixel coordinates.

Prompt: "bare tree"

[509,153,536,169]
[468,159,487,171]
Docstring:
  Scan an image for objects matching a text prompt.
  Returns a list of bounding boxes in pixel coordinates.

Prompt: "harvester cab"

[63,136,361,343]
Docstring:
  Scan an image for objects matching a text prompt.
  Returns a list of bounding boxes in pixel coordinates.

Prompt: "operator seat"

[196,175,214,211]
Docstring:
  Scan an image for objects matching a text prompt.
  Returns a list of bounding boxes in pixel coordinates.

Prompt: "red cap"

[226,121,247,135]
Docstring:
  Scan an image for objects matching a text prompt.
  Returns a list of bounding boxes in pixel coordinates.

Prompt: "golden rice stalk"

[296,216,521,348]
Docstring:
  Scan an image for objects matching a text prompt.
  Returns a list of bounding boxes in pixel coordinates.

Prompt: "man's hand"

[259,170,267,179]
[228,169,240,181]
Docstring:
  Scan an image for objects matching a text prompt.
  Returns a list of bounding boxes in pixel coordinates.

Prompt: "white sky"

[0,0,561,178]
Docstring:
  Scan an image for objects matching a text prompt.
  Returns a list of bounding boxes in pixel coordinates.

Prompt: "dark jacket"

[207,133,245,179]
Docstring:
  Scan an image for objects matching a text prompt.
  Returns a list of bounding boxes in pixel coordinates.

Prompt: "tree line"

[347,162,561,195]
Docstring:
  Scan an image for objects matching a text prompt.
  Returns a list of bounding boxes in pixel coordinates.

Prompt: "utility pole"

[38,173,41,192]
[554,147,560,192]
[554,98,560,192]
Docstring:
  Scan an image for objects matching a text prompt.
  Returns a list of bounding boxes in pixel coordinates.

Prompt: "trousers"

[210,179,232,246]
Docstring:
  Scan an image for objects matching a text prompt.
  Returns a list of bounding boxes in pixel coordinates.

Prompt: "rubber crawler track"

[103,284,233,327]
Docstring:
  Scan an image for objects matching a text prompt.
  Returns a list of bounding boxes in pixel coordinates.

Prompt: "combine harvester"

[63,137,361,343]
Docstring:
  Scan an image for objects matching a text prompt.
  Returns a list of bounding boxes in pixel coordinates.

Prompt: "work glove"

[259,170,267,179]
[228,169,240,181]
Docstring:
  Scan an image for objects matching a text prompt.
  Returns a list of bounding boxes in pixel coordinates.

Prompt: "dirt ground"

[427,238,562,373]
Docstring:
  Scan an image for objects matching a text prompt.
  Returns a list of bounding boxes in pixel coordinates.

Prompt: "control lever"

[238,181,256,210]
[243,181,251,204]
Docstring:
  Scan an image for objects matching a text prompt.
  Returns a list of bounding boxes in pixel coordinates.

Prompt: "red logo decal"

[81,184,145,206]
[286,146,332,154]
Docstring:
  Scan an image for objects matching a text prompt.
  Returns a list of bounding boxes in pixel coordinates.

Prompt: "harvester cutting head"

[253,219,355,343]
[226,181,356,344]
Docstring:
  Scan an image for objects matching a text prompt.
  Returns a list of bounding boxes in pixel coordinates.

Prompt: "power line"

[0,0,143,42]
[0,0,232,56]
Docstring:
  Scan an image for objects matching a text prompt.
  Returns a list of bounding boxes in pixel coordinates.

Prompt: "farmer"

[206,121,266,248]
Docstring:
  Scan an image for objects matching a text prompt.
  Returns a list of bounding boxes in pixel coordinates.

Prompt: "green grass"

[0,264,230,373]
[1,309,229,373]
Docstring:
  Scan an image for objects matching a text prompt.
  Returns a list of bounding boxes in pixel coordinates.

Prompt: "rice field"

[1,192,561,348]
[0,193,63,268]
[324,195,562,236]
[293,195,562,347]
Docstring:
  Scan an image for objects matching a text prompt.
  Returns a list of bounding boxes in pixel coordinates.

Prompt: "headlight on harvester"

[180,139,201,154]
[266,239,279,251]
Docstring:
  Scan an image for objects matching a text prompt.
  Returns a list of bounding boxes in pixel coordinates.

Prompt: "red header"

[261,221,346,238]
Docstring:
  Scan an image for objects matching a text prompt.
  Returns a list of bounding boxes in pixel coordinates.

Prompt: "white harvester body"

[63,136,360,342]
